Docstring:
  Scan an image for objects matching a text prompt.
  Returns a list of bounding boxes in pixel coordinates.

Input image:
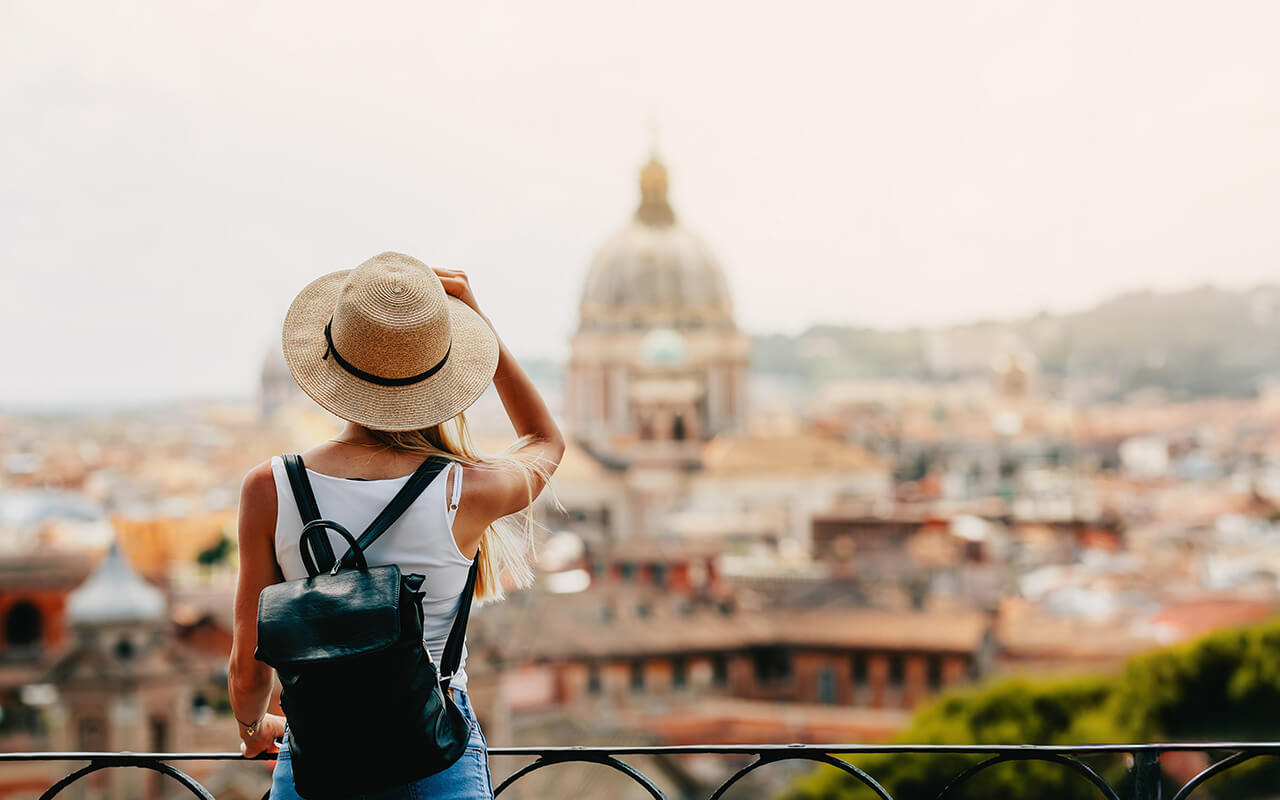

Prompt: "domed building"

[260,340,299,420]
[567,155,750,469]
[44,541,200,799]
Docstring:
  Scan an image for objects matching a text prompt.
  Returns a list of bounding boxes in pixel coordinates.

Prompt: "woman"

[228,252,565,799]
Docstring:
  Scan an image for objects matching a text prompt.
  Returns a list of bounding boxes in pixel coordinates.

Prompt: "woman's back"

[269,455,474,690]
[230,253,565,799]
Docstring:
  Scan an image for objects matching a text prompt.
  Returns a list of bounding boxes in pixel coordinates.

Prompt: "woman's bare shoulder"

[239,459,278,518]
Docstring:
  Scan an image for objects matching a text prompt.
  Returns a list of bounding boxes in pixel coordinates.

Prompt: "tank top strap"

[446,461,463,529]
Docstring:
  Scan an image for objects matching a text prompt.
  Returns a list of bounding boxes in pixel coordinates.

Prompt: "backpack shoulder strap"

[440,555,479,692]
[332,455,454,570]
[281,453,335,576]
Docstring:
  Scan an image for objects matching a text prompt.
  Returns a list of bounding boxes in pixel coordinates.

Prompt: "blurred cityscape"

[5,156,1280,799]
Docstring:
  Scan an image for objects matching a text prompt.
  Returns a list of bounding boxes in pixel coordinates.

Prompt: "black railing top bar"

[11,743,1280,800]
[4,741,1280,760]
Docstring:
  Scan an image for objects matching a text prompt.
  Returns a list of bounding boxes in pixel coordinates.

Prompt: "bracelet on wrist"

[236,714,264,737]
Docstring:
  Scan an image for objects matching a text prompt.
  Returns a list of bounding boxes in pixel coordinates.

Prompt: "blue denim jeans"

[269,688,494,800]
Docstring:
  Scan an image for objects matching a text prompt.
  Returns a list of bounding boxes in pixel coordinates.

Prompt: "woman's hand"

[432,267,485,319]
[239,712,287,758]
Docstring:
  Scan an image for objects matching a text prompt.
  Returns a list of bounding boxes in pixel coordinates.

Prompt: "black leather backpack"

[254,453,478,799]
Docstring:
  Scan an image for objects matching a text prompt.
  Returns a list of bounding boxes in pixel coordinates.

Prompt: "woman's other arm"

[227,460,287,756]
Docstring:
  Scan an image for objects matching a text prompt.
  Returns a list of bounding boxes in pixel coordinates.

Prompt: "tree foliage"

[195,531,233,566]
[782,617,1280,799]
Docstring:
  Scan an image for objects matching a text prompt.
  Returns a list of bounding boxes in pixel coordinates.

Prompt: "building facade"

[567,155,751,471]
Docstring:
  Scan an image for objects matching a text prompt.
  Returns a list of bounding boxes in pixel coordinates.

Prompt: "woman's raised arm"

[434,267,565,530]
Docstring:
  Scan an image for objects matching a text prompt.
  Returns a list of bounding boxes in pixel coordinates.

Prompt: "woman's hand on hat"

[239,712,286,758]
[432,267,484,317]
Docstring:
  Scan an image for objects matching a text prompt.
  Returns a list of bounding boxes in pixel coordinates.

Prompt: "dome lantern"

[636,156,675,226]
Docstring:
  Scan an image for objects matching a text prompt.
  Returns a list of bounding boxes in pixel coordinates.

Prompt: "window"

[629,660,645,692]
[672,656,687,689]
[78,718,105,751]
[817,667,837,705]
[149,717,168,751]
[651,563,668,587]
[928,656,944,690]
[751,646,792,685]
[852,652,868,688]
[587,664,602,695]
[711,654,729,687]
[888,654,905,688]
[114,637,135,661]
[4,601,42,648]
[619,562,637,582]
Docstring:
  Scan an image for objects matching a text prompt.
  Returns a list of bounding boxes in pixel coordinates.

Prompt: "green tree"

[196,531,233,566]
[783,617,1280,800]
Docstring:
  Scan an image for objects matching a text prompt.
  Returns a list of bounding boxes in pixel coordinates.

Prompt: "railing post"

[1132,750,1161,800]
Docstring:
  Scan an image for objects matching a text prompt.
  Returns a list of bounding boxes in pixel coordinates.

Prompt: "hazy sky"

[3,1,1279,408]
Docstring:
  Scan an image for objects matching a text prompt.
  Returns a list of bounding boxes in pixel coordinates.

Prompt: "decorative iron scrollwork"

[4,742,1280,799]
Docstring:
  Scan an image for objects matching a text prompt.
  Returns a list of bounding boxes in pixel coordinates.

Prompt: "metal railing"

[3,742,1278,799]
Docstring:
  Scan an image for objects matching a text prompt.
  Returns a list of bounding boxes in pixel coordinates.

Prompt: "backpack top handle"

[298,519,368,575]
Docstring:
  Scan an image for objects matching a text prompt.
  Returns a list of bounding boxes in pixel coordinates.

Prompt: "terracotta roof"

[997,612,1153,662]
[474,593,989,661]
[1148,599,1278,641]
[591,538,723,562]
[0,549,92,589]
[699,432,884,476]
[618,697,912,744]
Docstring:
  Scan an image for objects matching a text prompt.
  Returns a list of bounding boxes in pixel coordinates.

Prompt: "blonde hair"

[365,412,560,602]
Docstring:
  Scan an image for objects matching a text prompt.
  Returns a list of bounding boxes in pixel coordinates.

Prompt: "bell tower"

[45,541,196,800]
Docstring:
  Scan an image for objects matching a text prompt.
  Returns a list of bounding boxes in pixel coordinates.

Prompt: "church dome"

[578,156,735,331]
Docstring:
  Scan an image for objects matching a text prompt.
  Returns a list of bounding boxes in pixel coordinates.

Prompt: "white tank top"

[269,455,473,691]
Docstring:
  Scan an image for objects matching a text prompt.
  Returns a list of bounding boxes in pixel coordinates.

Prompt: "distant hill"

[750,285,1280,400]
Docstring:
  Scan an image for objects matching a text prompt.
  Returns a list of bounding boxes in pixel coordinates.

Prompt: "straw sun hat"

[282,251,499,431]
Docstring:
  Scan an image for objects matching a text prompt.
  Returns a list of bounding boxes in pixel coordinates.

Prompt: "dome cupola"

[66,540,166,627]
[578,156,735,332]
